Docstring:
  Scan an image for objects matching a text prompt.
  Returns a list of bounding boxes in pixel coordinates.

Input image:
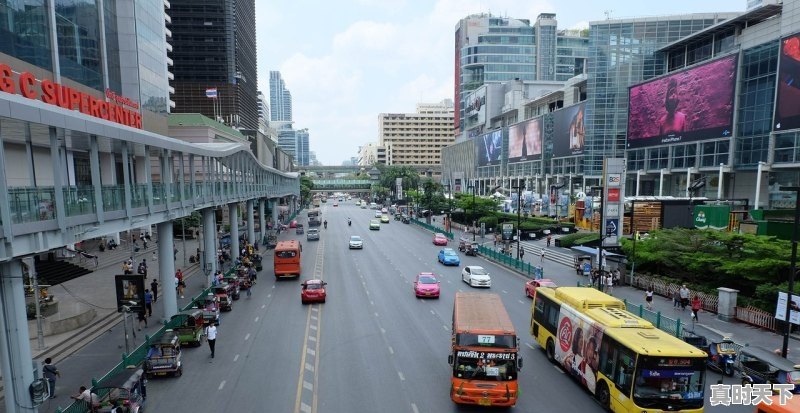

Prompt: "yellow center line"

[294,236,325,413]
[293,307,313,413]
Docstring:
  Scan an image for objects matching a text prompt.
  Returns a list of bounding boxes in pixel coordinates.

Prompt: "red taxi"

[524,278,557,298]
[413,273,440,298]
[432,233,448,246]
[301,279,327,304]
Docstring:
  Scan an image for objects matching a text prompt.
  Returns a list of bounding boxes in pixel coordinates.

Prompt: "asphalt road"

[54,201,753,413]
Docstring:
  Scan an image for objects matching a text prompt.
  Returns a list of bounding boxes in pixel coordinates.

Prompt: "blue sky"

[256,0,745,165]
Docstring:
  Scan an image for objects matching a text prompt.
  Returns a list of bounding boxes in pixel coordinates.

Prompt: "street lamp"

[468,183,476,241]
[780,186,800,359]
[512,181,525,260]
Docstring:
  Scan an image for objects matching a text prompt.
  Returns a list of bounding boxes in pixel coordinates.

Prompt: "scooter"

[348,219,351,226]
[707,337,737,376]
[324,221,328,229]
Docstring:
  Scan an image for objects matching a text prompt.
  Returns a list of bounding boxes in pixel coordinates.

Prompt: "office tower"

[379,100,455,166]
[296,128,310,166]
[257,90,269,133]
[270,71,293,122]
[169,0,259,130]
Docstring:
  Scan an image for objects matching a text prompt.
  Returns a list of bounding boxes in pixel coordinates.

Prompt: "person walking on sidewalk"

[645,286,654,310]
[519,248,525,261]
[546,234,552,247]
[540,250,545,264]
[691,295,702,322]
[679,285,690,311]
[144,289,153,317]
[137,308,147,330]
[150,278,160,303]
[205,322,218,358]
[176,269,185,298]
[42,357,60,398]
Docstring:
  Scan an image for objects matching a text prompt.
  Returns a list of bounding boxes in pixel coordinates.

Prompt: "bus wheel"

[546,339,555,363]
[595,381,611,410]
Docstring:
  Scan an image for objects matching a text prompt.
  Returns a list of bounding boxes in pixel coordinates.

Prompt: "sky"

[256,0,746,165]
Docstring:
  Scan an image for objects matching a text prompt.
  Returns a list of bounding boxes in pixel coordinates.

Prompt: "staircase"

[34,258,92,286]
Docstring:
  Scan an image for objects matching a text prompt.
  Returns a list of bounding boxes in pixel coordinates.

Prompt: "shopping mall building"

[442,0,800,214]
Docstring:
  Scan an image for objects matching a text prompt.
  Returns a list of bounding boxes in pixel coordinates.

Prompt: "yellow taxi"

[380,214,390,223]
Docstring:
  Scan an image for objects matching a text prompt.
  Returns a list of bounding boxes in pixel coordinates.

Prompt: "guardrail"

[410,218,454,239]
[55,263,241,413]
[476,245,543,280]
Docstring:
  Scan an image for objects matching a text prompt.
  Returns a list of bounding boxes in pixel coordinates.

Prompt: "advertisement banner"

[508,117,543,161]
[464,86,487,126]
[627,54,737,148]
[553,102,586,157]
[607,188,620,202]
[555,307,605,394]
[114,275,146,313]
[476,129,503,166]
[775,291,800,325]
[775,33,800,131]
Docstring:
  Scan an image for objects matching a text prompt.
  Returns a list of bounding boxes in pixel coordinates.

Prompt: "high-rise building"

[379,100,455,166]
[358,143,385,166]
[270,71,293,122]
[296,128,310,166]
[257,90,269,133]
[168,0,259,130]
[556,29,589,81]
[277,125,297,157]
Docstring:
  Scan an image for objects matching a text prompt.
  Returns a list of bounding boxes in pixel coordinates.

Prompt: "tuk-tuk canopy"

[739,346,800,371]
[155,330,180,347]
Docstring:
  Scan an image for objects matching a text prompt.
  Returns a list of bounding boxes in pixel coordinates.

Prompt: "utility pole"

[469,183,476,242]
[593,186,605,290]
[512,181,525,260]
[781,186,800,359]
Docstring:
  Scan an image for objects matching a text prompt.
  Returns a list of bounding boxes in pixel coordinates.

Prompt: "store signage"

[0,64,142,129]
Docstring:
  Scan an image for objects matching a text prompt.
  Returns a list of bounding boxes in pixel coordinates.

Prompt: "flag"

[205,88,218,99]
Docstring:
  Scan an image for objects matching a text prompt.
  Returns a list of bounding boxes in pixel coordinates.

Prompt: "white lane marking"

[233,354,239,362]
[308,335,317,342]
[398,371,405,381]
[303,380,313,391]
[443,325,448,331]
[380,328,386,334]
[311,307,318,313]
[300,402,312,413]
[370,300,375,306]
[272,285,276,289]
[218,380,226,390]
[447,280,451,283]
[430,310,435,315]
[254,317,259,322]
[502,290,508,294]
[554,365,565,374]
[267,294,272,298]
[518,300,525,305]
[310,324,317,331]
[244,333,250,341]
[526,343,535,350]
[374,312,379,317]
[311,315,318,321]
[307,348,316,356]
[388,346,394,354]
[412,403,419,413]
[261,304,266,309]
[305,363,314,372]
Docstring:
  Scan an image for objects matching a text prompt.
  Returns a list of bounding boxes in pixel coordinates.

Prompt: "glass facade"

[134,0,169,115]
[586,17,727,176]
[103,0,121,93]
[0,0,52,69]
[736,41,778,166]
[556,32,589,81]
[55,0,103,89]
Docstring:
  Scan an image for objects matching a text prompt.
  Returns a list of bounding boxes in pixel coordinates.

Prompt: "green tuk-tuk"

[170,309,204,347]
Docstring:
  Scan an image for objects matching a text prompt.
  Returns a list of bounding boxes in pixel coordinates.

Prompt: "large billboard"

[508,117,542,162]
[476,129,503,166]
[627,54,737,149]
[553,102,586,157]
[775,33,800,132]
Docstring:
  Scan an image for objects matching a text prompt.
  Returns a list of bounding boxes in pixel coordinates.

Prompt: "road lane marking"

[267,294,272,298]
[311,315,317,321]
[411,403,419,413]
[261,304,266,309]
[518,300,525,305]
[398,371,405,381]
[443,325,448,331]
[254,316,259,322]
[233,354,239,362]
[272,285,276,289]
[310,324,317,330]
[218,380,226,390]
[244,333,250,341]
[311,307,318,313]
[305,362,314,372]
[374,312,379,317]
[388,346,394,354]
[300,402,311,413]
[307,348,316,356]
[292,307,314,413]
[380,327,386,334]
[303,380,313,391]
[502,290,508,294]
[308,336,316,342]
[370,300,374,305]
[430,310,435,315]
[526,343,535,350]
[554,365,564,373]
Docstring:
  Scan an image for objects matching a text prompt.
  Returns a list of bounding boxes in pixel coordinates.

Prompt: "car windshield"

[418,276,437,284]
[435,233,445,238]
[444,250,457,256]
[350,236,361,241]
[305,283,323,290]
[470,267,487,275]
[371,220,379,224]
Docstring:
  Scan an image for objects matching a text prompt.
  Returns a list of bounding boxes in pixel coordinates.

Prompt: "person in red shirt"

[176,269,185,298]
[691,296,702,322]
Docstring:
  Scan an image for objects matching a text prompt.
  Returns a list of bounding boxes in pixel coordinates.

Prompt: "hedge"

[557,233,600,248]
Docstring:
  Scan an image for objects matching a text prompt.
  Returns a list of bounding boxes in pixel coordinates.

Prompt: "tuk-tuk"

[458,238,470,252]
[222,274,241,299]
[736,346,800,393]
[212,284,233,311]
[401,214,410,224]
[85,367,146,412]
[169,309,204,347]
[265,231,278,249]
[195,293,220,325]
[296,223,304,234]
[253,254,263,271]
[144,330,183,378]
[465,242,479,256]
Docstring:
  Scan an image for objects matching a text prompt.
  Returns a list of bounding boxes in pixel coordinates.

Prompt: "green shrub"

[478,216,498,230]
[558,233,600,248]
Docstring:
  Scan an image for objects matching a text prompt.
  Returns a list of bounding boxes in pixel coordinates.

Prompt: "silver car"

[349,235,363,249]
[307,228,320,241]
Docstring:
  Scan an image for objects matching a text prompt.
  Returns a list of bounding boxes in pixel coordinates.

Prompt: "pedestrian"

[679,284,690,311]
[137,308,147,330]
[546,234,552,247]
[150,278,160,303]
[174,246,178,261]
[605,272,614,295]
[600,273,608,293]
[248,265,257,285]
[122,261,131,275]
[205,322,218,358]
[519,248,525,260]
[691,295,702,322]
[42,357,60,398]
[144,289,153,317]
[673,289,681,308]
[645,285,654,310]
[176,269,185,298]
[151,251,157,262]
[540,250,545,264]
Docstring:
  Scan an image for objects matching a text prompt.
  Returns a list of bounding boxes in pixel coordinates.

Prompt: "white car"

[349,235,364,249]
[374,211,382,218]
[462,266,491,288]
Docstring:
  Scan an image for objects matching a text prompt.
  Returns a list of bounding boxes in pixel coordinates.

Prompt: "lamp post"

[468,183,476,241]
[512,182,525,260]
[687,176,706,227]
[780,186,800,359]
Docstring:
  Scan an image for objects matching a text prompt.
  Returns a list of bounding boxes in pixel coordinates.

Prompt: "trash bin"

[554,239,561,247]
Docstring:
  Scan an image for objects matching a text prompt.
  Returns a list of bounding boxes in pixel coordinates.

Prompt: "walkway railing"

[476,245,543,279]
[410,218,454,240]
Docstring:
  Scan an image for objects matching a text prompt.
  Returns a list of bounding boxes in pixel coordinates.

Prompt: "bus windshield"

[455,333,516,349]
[453,351,517,381]
[633,356,705,409]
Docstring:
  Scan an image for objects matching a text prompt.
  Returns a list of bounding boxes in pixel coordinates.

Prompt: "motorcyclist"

[348,218,352,226]
[324,220,328,229]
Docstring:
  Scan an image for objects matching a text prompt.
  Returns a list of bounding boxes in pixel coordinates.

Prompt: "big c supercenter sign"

[0,64,142,129]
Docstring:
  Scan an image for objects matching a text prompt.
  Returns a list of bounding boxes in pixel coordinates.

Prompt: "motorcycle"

[348,219,351,226]
[324,221,328,229]
[707,337,737,376]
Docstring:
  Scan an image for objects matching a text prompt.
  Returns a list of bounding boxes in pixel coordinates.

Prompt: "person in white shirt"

[71,386,98,405]
[205,323,218,358]
[605,273,614,295]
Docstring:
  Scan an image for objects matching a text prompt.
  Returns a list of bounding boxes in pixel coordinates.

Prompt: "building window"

[672,144,697,169]
[686,39,713,66]
[774,132,800,164]
[738,41,779,138]
[627,149,645,171]
[0,0,52,69]
[647,147,669,170]
[736,135,769,166]
[55,0,103,89]
[700,140,729,167]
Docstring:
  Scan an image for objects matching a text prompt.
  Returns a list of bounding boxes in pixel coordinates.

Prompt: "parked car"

[413,272,440,298]
[349,235,363,249]
[437,248,461,266]
[301,279,327,304]
[462,265,491,288]
[524,278,557,298]
[432,233,448,246]
[307,228,320,241]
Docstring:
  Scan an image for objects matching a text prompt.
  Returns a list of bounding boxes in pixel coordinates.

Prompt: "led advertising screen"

[476,129,503,166]
[553,102,586,157]
[508,117,542,162]
[627,54,737,149]
[775,33,800,132]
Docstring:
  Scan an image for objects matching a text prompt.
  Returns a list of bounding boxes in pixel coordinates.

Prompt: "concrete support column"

[271,199,279,227]
[755,161,766,210]
[247,199,255,245]
[202,207,217,286]
[230,203,240,261]
[0,259,36,413]
[258,199,266,241]
[157,221,177,323]
[659,169,666,197]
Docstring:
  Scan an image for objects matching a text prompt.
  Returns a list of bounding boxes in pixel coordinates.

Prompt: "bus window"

[276,250,297,258]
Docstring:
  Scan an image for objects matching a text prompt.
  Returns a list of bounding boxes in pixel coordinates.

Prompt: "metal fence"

[411,218,454,240]
[476,245,543,280]
[628,273,718,313]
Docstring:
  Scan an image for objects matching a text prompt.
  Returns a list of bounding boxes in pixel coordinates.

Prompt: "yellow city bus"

[449,292,521,407]
[530,287,707,412]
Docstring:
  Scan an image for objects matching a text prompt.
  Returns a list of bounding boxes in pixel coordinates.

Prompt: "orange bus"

[755,394,800,412]
[274,240,301,278]
[448,292,521,407]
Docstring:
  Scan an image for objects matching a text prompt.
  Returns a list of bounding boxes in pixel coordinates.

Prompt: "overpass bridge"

[299,164,441,178]
[310,179,372,192]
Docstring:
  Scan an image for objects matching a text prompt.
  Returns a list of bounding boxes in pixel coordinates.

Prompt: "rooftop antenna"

[604,10,613,20]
